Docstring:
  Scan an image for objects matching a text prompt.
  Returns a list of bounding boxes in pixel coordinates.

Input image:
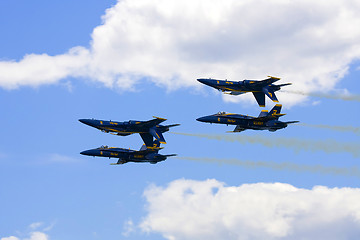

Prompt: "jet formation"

[80,140,176,165]
[80,76,297,165]
[80,117,178,164]
[197,104,298,132]
[197,76,291,107]
[79,117,180,147]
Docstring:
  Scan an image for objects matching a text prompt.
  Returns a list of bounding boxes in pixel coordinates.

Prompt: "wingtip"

[259,105,266,107]
[267,76,281,80]
[152,116,167,120]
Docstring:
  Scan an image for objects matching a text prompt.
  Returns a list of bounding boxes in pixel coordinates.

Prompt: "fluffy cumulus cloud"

[141,179,360,240]
[1,0,360,104]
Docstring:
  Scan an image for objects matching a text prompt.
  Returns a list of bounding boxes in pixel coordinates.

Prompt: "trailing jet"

[79,117,180,147]
[197,76,291,107]
[196,104,298,132]
[80,141,176,165]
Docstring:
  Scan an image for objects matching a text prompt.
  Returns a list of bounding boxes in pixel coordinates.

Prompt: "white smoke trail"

[298,123,360,136]
[282,90,360,102]
[171,132,360,157]
[177,156,360,178]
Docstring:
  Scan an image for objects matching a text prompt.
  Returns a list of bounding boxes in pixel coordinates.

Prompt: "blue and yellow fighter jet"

[79,117,180,147]
[80,141,176,165]
[197,104,298,132]
[197,76,291,107]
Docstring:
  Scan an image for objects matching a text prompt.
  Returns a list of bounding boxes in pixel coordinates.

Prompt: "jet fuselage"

[80,146,170,164]
[79,119,165,135]
[197,78,280,92]
[197,113,289,132]
[197,77,291,107]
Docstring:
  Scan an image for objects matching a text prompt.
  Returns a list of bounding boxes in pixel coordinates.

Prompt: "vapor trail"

[281,90,360,102]
[298,123,360,136]
[177,156,360,178]
[171,132,360,157]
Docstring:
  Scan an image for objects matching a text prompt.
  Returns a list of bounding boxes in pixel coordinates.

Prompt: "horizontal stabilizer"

[276,83,292,87]
[285,121,299,124]
[165,124,181,128]
[163,154,177,157]
[144,146,164,151]
[273,113,286,117]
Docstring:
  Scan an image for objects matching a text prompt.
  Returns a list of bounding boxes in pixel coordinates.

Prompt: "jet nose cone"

[79,119,95,127]
[80,150,93,156]
[196,116,208,122]
[79,119,89,124]
[197,78,208,84]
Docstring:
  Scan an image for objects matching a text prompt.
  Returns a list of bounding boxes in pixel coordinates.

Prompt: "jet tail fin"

[252,92,265,107]
[258,110,268,118]
[149,127,166,144]
[262,86,279,102]
[139,144,148,151]
[268,104,285,119]
[144,140,163,151]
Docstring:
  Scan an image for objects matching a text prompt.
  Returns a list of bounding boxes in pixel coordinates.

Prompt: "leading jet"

[79,117,180,147]
[197,76,291,107]
[196,104,298,132]
[80,141,177,165]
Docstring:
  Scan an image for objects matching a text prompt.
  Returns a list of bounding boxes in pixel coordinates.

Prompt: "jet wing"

[248,76,280,87]
[137,116,167,129]
[232,125,246,132]
[225,91,245,95]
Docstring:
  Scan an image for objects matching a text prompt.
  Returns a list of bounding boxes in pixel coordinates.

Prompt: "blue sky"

[1,1,360,239]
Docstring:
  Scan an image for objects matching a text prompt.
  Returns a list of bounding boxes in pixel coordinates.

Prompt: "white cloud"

[141,179,360,240]
[1,0,360,105]
[122,219,135,237]
[1,237,20,240]
[28,222,43,230]
[23,232,48,240]
[1,232,48,240]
